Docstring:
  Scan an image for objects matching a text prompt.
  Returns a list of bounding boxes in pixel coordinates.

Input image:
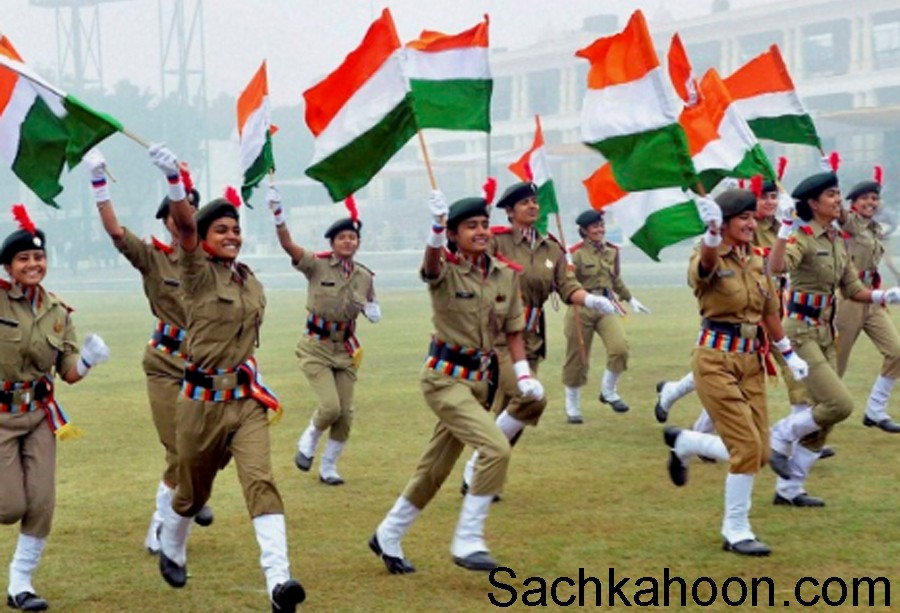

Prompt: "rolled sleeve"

[112,227,152,274]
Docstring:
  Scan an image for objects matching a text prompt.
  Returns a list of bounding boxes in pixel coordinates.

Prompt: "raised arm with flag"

[237,60,277,204]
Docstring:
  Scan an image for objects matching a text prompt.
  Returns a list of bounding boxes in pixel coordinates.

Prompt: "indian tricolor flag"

[237,61,277,203]
[508,115,558,235]
[723,45,821,148]
[583,164,702,261]
[680,68,775,192]
[0,35,121,206]
[304,9,417,202]
[405,15,491,132]
[576,10,696,192]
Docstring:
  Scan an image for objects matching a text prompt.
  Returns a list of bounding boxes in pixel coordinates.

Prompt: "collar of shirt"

[457,252,490,278]
[513,225,539,248]
[588,239,605,252]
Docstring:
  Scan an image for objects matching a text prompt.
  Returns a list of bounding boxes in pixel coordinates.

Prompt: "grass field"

[1,287,898,612]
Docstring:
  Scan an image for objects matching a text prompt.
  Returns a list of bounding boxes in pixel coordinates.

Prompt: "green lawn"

[2,288,897,611]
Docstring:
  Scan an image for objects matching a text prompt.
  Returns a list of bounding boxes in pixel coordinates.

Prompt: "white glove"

[77,333,109,376]
[695,196,722,229]
[628,296,651,314]
[784,351,809,381]
[428,190,449,223]
[513,360,544,400]
[267,185,285,226]
[85,148,110,203]
[584,293,616,315]
[819,156,832,173]
[363,300,381,323]
[884,287,900,305]
[149,143,185,202]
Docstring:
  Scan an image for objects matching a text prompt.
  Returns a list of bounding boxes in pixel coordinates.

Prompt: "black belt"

[183,368,250,389]
[306,321,351,342]
[151,330,184,352]
[0,381,49,405]
[701,319,743,337]
[427,340,491,373]
[786,302,823,320]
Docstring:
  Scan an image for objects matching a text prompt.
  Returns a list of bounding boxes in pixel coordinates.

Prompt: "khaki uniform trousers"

[173,396,284,518]
[692,348,768,474]
[144,349,182,488]
[296,336,357,442]
[785,319,854,450]
[561,306,629,388]
[835,297,900,379]
[490,348,547,426]
[402,368,511,509]
[0,412,55,538]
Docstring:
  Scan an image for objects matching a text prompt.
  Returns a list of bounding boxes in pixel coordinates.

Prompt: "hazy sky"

[5,0,772,107]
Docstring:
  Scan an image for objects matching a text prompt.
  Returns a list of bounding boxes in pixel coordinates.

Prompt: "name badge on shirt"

[584,264,596,269]
[815,250,829,256]
[0,317,19,327]
[321,281,336,287]
[715,270,736,278]
[163,278,181,287]
[455,291,476,299]
[545,259,553,269]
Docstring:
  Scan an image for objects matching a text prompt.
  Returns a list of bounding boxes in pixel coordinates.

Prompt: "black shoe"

[294,450,312,472]
[654,381,668,423]
[723,538,772,556]
[663,426,687,486]
[453,551,499,571]
[773,492,825,507]
[369,534,416,574]
[600,393,629,413]
[459,480,501,502]
[768,450,793,480]
[6,592,48,611]
[863,414,900,433]
[566,415,584,424]
[159,551,188,588]
[271,579,306,612]
[819,446,836,460]
[319,474,345,486]
[193,505,214,527]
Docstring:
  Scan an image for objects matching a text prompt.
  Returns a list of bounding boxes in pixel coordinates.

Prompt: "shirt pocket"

[191,293,238,342]
[0,322,21,365]
[31,334,63,372]
[313,280,342,315]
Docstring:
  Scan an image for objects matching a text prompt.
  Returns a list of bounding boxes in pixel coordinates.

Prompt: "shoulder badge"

[569,240,584,254]
[0,279,10,291]
[752,246,769,258]
[799,225,814,236]
[151,236,174,254]
[490,225,512,236]
[47,291,74,313]
[315,250,333,259]
[495,253,523,273]
[443,247,460,265]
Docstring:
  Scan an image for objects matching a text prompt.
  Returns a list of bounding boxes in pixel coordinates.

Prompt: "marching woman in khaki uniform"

[835,174,900,432]
[147,145,304,612]
[0,206,109,611]
[267,186,380,485]
[663,189,808,556]
[562,209,649,424]
[84,150,213,556]
[461,182,618,492]
[370,192,543,573]
[767,172,900,507]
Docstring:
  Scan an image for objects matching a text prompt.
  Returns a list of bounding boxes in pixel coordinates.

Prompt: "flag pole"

[416,130,438,190]
[122,127,151,149]
[553,211,588,365]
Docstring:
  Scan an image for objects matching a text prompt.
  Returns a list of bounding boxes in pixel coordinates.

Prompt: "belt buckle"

[479,354,491,373]
[740,323,757,339]
[19,390,31,405]
[214,373,236,390]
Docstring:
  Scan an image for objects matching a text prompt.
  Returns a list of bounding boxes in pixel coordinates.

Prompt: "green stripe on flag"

[586,123,697,192]
[747,115,821,148]
[61,95,122,168]
[306,96,418,202]
[535,180,558,236]
[629,200,705,262]
[409,79,491,132]
[698,144,776,192]
[242,132,275,204]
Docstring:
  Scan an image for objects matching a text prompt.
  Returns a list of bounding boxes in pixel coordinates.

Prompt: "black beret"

[575,209,604,228]
[846,180,880,202]
[324,217,362,240]
[715,189,757,221]
[446,197,489,230]
[195,198,239,239]
[155,189,201,220]
[761,180,777,194]
[496,181,538,209]
[791,172,838,203]
[0,229,46,265]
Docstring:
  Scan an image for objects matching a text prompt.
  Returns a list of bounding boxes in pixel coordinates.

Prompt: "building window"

[492,76,512,122]
[802,20,850,77]
[573,62,589,111]
[738,31,783,64]
[528,69,561,116]
[874,11,900,70]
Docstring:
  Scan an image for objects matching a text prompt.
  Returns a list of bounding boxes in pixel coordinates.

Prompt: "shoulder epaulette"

[490,226,512,235]
[752,246,769,258]
[545,232,564,248]
[355,261,375,276]
[799,225,814,236]
[47,291,74,313]
[443,247,459,265]
[315,250,333,259]
[605,241,621,250]
[236,262,256,278]
[151,236,174,254]
[495,254,523,272]
[569,240,584,254]
[0,279,11,291]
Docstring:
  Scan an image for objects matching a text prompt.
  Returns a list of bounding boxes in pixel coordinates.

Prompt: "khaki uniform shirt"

[179,247,266,370]
[293,250,374,322]
[490,228,582,308]
[784,220,865,298]
[753,217,780,255]
[688,244,779,324]
[0,284,79,381]
[422,252,524,351]
[570,240,632,301]
[841,211,884,286]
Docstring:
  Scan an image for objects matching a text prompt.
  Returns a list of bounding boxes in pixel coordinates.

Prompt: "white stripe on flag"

[239,99,269,173]
[0,81,35,166]
[581,67,678,143]
[530,145,552,186]
[732,91,806,121]
[692,107,755,173]
[404,47,490,80]
[605,187,692,238]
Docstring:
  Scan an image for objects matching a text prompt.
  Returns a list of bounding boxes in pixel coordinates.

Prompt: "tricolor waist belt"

[148,320,186,359]
[306,313,360,358]
[696,328,759,353]
[786,291,835,325]
[425,338,494,382]
[523,305,543,334]
[0,376,77,439]
[859,269,881,288]
[181,357,280,414]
